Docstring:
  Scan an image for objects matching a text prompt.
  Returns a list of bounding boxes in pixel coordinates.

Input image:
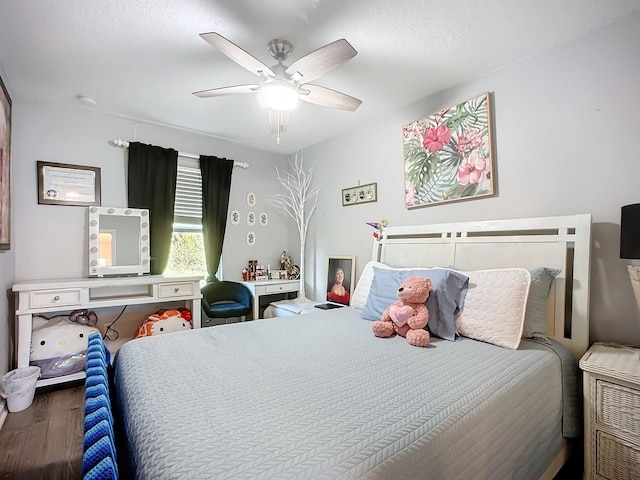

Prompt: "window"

[164,157,208,277]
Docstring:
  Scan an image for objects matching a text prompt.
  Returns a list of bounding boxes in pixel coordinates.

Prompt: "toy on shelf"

[280,251,300,280]
[366,218,388,239]
[30,310,100,379]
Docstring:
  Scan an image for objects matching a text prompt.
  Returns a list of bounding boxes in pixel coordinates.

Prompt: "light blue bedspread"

[114,308,580,480]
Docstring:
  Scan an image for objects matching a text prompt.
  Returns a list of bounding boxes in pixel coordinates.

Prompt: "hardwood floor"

[0,382,84,480]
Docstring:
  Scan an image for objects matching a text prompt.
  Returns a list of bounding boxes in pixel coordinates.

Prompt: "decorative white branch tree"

[267,151,320,302]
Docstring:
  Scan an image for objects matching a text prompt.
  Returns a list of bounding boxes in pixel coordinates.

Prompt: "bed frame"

[372,213,592,360]
[371,213,592,479]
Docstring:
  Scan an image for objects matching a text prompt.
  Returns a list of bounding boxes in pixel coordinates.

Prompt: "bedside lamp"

[620,203,640,311]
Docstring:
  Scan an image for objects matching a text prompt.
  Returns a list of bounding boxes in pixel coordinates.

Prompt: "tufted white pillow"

[350,261,389,309]
[455,268,531,349]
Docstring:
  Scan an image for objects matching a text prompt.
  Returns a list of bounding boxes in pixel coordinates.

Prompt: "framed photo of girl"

[326,256,356,306]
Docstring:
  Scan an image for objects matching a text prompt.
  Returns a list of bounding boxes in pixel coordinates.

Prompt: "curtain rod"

[110,139,249,169]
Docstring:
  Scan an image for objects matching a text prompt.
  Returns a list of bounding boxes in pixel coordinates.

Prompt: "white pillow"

[454,268,531,349]
[350,261,389,309]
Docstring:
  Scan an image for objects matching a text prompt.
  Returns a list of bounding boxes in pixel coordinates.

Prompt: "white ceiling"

[0,0,637,155]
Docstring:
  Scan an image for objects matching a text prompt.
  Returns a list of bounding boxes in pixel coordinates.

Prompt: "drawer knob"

[174,287,180,293]
[53,295,60,302]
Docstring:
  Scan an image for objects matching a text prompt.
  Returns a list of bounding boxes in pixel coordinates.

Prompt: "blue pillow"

[522,267,562,339]
[361,267,469,341]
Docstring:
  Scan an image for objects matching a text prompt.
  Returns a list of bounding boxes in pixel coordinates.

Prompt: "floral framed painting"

[0,74,11,250]
[403,92,495,209]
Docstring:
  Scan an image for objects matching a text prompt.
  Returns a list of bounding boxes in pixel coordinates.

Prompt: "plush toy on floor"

[30,312,100,378]
[135,308,193,338]
[372,276,432,347]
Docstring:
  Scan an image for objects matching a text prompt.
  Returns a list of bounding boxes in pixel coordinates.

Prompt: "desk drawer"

[265,283,298,294]
[29,289,82,308]
[159,282,195,299]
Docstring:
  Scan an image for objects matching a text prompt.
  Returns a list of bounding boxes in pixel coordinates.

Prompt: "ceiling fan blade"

[285,39,357,84]
[299,84,362,111]
[193,84,260,98]
[268,109,290,134]
[200,32,275,78]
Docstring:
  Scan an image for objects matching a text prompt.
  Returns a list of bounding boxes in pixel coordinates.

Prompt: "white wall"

[1,102,290,380]
[303,12,640,345]
[11,103,289,282]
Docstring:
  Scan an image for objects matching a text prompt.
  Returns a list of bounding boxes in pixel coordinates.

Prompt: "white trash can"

[1,366,41,413]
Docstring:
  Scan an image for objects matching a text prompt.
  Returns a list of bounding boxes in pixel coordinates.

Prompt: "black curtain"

[200,154,234,282]
[127,142,178,274]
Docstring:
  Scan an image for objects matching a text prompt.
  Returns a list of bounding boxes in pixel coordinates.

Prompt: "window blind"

[174,161,202,226]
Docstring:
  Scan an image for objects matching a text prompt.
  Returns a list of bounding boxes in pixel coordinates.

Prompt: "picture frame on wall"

[342,182,377,207]
[37,161,102,206]
[403,92,495,209]
[0,73,12,250]
[326,256,356,306]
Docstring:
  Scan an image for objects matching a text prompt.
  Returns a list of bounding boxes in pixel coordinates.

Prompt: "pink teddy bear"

[371,276,432,347]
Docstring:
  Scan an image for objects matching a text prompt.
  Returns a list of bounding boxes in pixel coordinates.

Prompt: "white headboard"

[372,214,592,359]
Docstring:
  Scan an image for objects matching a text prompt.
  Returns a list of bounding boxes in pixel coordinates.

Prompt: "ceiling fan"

[193,32,362,142]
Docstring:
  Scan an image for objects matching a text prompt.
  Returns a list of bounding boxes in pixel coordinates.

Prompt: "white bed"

[112,214,592,479]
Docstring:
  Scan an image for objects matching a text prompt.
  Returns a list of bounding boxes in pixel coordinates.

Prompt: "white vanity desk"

[13,274,203,387]
[240,279,299,319]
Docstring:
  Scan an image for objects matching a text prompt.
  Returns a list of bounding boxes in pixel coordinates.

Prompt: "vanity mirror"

[88,206,150,277]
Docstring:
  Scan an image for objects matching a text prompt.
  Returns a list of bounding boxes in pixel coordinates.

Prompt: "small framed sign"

[37,161,101,206]
[342,182,377,207]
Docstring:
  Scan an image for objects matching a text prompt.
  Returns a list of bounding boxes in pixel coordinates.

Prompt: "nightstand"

[580,343,640,479]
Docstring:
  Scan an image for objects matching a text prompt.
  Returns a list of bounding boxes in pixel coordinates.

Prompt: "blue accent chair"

[201,281,252,324]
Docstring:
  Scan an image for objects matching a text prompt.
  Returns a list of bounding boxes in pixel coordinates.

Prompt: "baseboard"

[0,400,7,432]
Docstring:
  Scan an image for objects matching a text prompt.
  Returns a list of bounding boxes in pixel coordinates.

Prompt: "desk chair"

[201,281,253,325]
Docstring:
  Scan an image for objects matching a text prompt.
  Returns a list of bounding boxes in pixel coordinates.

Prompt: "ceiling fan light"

[258,80,299,111]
